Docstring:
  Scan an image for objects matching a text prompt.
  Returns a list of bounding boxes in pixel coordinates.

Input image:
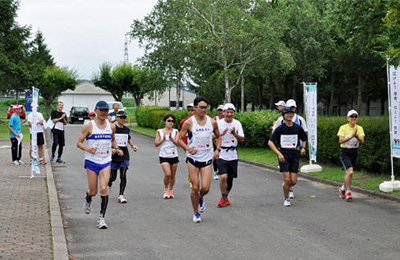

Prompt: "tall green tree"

[93,63,124,101]
[131,0,191,109]
[40,66,77,118]
[0,0,32,99]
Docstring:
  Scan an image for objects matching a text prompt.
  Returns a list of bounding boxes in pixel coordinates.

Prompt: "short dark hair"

[163,113,176,122]
[194,96,208,106]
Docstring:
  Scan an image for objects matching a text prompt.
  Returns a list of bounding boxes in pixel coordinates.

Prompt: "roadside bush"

[236,110,280,148]
[135,106,168,128]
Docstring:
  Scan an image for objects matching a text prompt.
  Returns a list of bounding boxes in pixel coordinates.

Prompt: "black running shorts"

[217,159,238,178]
[279,149,300,173]
[340,148,358,170]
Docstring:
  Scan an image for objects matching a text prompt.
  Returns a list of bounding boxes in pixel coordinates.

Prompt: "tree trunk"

[240,74,245,112]
[380,97,385,116]
[328,72,335,115]
[134,96,141,107]
[224,60,231,103]
[176,78,181,110]
[269,79,277,109]
[44,99,52,119]
[356,74,363,112]
[258,80,264,110]
[154,90,157,106]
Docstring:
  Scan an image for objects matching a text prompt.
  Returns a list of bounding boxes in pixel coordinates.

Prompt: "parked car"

[107,101,125,111]
[69,106,89,124]
[7,105,26,119]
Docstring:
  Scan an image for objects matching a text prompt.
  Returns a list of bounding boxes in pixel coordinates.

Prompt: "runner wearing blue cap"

[268,106,307,207]
[77,101,122,229]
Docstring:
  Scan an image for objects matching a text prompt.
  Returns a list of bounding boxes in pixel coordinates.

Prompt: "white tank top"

[84,120,112,164]
[187,115,214,162]
[158,128,179,158]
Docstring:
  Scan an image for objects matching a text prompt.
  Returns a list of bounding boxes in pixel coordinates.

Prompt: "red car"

[7,105,26,119]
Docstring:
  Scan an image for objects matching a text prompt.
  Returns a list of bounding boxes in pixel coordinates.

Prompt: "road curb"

[238,159,400,203]
[44,133,69,260]
[132,128,400,203]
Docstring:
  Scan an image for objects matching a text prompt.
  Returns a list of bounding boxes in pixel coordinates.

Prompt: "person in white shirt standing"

[215,103,245,208]
[27,107,46,164]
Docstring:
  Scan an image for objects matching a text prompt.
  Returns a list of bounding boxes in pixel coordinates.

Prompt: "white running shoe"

[192,212,201,223]
[213,171,219,180]
[12,160,20,166]
[18,160,26,165]
[83,200,91,214]
[289,189,294,199]
[283,199,291,207]
[97,216,108,229]
[118,195,127,203]
[199,198,206,213]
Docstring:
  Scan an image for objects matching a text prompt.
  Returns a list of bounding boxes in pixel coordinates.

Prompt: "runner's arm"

[76,123,92,152]
[111,124,123,155]
[178,120,190,151]
[154,130,164,147]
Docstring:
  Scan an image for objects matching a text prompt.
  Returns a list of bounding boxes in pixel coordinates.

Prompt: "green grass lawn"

[130,124,400,197]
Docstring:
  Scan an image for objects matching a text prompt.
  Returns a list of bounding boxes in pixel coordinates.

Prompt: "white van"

[107,101,125,111]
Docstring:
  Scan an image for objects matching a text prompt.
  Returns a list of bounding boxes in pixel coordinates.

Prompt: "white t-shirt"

[217,118,244,161]
[158,128,179,158]
[272,113,308,132]
[27,112,45,133]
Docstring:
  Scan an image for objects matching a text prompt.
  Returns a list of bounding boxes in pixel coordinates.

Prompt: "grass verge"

[131,124,400,197]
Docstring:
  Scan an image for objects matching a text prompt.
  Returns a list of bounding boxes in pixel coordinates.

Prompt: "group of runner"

[69,95,364,228]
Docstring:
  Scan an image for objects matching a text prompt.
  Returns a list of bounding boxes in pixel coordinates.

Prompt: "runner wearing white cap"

[212,105,225,180]
[274,100,286,113]
[215,103,244,208]
[337,110,365,201]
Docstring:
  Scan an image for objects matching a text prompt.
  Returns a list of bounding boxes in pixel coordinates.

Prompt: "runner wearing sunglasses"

[155,114,180,199]
[337,110,365,201]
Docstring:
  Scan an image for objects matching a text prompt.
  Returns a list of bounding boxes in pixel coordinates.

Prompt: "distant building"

[140,87,197,109]
[59,82,114,116]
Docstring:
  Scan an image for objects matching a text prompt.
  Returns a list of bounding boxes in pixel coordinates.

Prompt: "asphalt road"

[53,124,400,260]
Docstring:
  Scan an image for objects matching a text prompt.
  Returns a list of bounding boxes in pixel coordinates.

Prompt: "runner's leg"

[86,169,98,202]
[99,166,111,217]
[161,163,171,189]
[344,167,353,190]
[282,172,291,199]
[119,167,128,196]
[109,169,118,188]
[199,165,212,198]
[188,162,200,213]
[169,163,178,191]
[219,174,228,196]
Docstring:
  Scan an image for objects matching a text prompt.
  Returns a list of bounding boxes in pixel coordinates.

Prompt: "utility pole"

[124,35,129,64]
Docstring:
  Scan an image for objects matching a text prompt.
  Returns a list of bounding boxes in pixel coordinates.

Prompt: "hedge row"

[136,106,398,174]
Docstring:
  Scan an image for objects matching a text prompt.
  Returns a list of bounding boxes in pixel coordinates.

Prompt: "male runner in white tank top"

[179,96,220,223]
[77,101,122,229]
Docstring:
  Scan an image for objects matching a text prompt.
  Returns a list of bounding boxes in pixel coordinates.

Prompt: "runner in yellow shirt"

[337,110,365,201]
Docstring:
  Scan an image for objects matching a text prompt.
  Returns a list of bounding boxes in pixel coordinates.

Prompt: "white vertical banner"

[303,82,318,162]
[31,87,40,178]
[389,66,400,158]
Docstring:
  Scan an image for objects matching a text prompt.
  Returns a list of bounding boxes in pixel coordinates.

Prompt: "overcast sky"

[16,0,158,79]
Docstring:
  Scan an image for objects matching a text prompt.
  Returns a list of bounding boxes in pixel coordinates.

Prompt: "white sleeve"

[236,121,244,137]
[300,116,308,132]
[272,117,283,132]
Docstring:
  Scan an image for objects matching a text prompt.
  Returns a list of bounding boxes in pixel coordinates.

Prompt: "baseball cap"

[282,106,295,114]
[223,103,236,111]
[89,111,95,117]
[217,105,224,111]
[347,110,358,117]
[116,111,127,118]
[95,101,109,110]
[286,99,297,107]
[274,100,286,106]
[187,103,194,108]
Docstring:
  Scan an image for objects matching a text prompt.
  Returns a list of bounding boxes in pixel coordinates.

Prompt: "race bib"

[344,135,359,148]
[193,136,212,150]
[222,135,236,146]
[115,133,128,147]
[164,146,176,155]
[95,142,110,157]
[54,122,64,131]
[280,135,298,149]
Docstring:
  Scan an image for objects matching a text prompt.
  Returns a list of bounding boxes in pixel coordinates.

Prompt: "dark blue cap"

[95,101,109,110]
[282,106,295,115]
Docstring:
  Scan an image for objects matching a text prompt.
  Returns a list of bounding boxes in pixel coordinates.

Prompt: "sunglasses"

[117,116,127,119]
[349,115,358,118]
[99,109,109,112]
[197,106,207,110]
[188,109,195,112]
[167,119,175,123]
